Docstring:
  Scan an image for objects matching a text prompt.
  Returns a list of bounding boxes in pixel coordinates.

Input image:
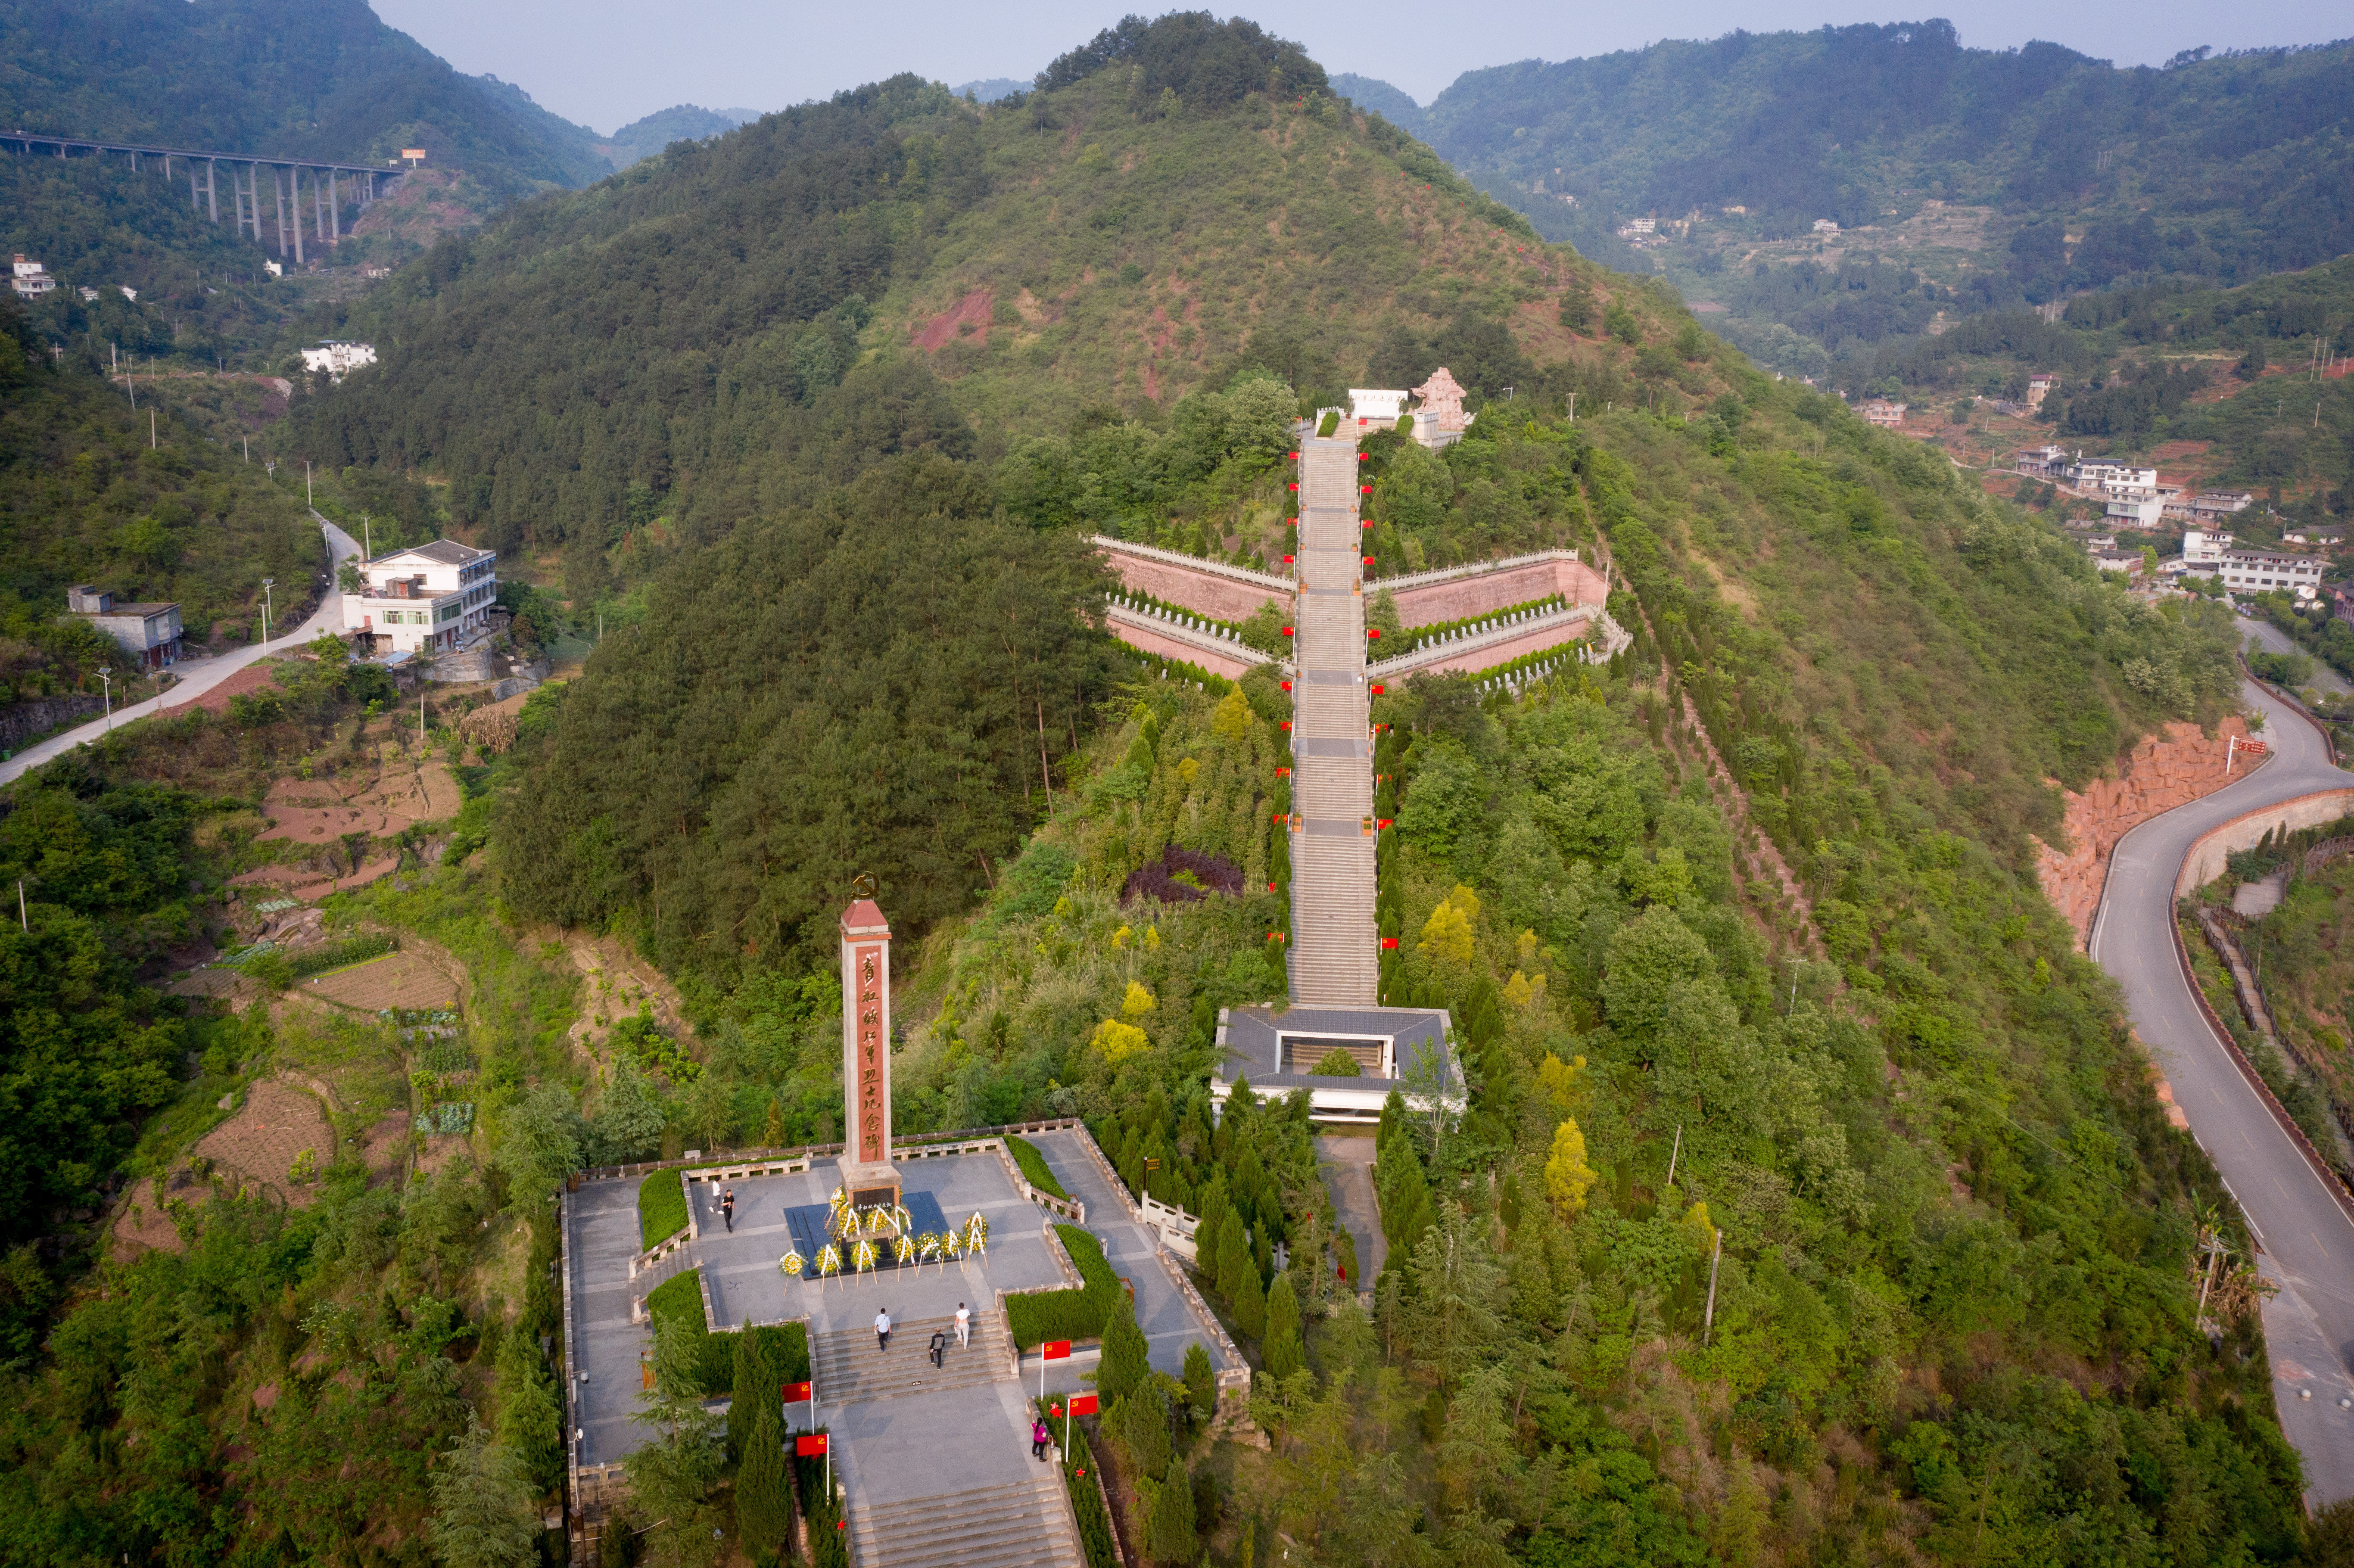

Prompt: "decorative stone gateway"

[838,895,901,1215]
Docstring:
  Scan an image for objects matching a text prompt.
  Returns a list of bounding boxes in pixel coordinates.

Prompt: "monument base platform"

[838,1157,901,1214]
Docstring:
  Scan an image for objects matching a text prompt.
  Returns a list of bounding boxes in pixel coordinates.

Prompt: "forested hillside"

[0,0,610,198]
[0,295,321,725]
[4,13,2348,1566]
[1336,26,2354,394]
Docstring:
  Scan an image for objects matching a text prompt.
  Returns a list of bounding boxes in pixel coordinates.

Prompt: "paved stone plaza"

[563,1125,1236,1552]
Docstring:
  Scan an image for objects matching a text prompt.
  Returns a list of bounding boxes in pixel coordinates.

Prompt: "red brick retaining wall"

[1386,557,1608,626]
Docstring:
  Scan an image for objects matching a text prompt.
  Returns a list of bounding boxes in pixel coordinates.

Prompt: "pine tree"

[427,1418,539,1568]
[1262,1272,1304,1381]
[761,1097,784,1149]
[1149,1457,1198,1562]
[735,1402,792,1558]
[1098,1291,1151,1406]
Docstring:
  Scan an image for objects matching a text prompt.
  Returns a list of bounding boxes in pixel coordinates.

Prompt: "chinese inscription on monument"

[838,894,898,1205]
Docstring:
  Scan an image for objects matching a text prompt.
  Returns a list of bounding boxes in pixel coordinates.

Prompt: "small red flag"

[1363,557,1376,566]
[1068,1393,1100,1416]
[1378,818,1394,829]
[1281,626,1294,636]
[1367,629,1380,640]
[1288,451,1299,459]
[782,1381,812,1403]
[1381,937,1399,950]
[1370,684,1384,694]
[1289,482,1300,491]
[1361,485,1373,494]
[796,1434,828,1456]
[1280,720,1292,730]
[1361,520,1373,529]
[1044,1340,1071,1361]
[1283,554,1295,563]
[1357,453,1369,462]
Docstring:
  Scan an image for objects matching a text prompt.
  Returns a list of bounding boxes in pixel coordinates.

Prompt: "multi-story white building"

[2181,529,2235,570]
[10,255,56,297]
[341,539,498,655]
[299,341,378,381]
[2217,550,2323,601]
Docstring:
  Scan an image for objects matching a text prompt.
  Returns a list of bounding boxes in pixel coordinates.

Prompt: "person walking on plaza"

[874,1307,891,1353]
[954,1301,970,1348]
[1031,1416,1051,1462]
[720,1187,735,1232]
[928,1328,947,1368]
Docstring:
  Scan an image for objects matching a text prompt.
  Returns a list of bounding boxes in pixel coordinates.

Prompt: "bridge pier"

[206,159,218,224]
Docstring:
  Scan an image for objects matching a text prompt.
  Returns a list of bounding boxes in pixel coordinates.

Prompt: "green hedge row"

[794,1438,847,1568]
[1007,1226,1122,1349]
[1037,1397,1121,1568]
[638,1171,688,1249]
[644,1269,733,1395]
[1006,1135,1069,1199]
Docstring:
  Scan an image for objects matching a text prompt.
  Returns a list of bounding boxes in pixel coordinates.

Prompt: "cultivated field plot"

[257,751,461,848]
[307,950,460,1012]
[192,1080,334,1208]
[354,1109,413,1186]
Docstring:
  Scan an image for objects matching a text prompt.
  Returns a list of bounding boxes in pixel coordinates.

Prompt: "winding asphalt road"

[2091,671,2354,1502]
[0,516,358,787]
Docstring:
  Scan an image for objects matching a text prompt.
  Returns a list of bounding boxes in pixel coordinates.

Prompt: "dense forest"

[4,11,2352,1566]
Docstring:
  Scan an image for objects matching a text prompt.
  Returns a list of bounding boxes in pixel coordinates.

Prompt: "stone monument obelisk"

[838,893,901,1213]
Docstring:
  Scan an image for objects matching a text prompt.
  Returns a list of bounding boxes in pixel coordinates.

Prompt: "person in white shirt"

[954,1301,970,1348]
[874,1308,891,1353]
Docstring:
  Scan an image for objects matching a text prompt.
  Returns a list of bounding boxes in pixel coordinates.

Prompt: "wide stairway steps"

[811,1313,1008,1404]
[846,1476,1082,1568]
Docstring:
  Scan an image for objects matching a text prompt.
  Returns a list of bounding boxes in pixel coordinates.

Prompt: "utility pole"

[305,460,312,509]
[1703,1228,1723,1344]
[97,666,112,732]
[262,578,275,644]
[362,514,371,558]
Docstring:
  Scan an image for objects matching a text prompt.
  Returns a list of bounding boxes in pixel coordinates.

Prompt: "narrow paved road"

[2091,676,2354,1501]
[2244,612,2354,700]
[1,515,357,786]
[1288,433,1378,1005]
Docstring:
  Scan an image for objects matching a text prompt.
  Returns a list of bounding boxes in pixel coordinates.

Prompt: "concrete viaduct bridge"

[3,131,405,265]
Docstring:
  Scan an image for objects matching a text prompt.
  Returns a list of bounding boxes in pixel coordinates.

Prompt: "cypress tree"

[735,1401,792,1558]
[1234,1250,1267,1339]
[1117,1384,1171,1476]
[728,1319,771,1462]
[1099,1291,1151,1406]
[1149,1457,1198,1562]
[1262,1272,1303,1381]
[1183,1341,1217,1425]
[1215,1212,1249,1302]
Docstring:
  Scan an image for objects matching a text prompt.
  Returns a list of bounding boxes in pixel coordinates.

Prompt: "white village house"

[342,540,498,655]
[11,255,56,298]
[300,340,378,381]
[66,586,184,669]
[1344,367,1476,450]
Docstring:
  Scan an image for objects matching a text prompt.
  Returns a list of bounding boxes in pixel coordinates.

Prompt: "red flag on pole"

[781,1381,811,1403]
[796,1434,828,1456]
[1068,1393,1100,1416]
[1043,1340,1072,1361]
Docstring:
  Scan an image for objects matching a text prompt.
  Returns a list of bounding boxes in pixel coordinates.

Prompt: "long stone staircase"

[810,1313,1008,1404]
[1289,437,1381,1005]
[845,1477,1081,1568]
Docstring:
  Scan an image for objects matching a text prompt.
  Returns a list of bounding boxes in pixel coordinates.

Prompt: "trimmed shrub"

[644,1270,732,1395]
[1316,410,1339,437]
[1006,1225,1123,1348]
[1006,1135,1069,1199]
[638,1172,688,1248]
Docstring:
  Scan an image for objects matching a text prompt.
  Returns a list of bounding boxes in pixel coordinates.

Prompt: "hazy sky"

[373,0,2350,133]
